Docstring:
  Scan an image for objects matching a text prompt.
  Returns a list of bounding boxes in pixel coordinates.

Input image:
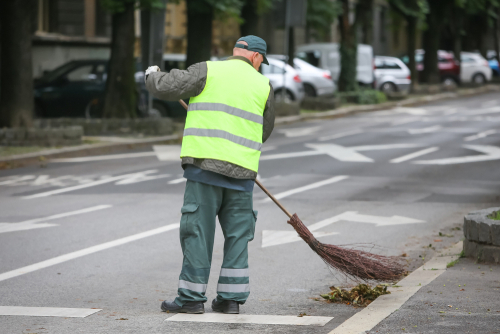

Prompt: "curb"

[0,134,180,168]
[275,84,500,126]
[329,242,463,334]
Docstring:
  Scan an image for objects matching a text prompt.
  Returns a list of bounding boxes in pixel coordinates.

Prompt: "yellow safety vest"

[180,59,270,173]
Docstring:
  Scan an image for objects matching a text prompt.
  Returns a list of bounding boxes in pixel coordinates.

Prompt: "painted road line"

[51,152,157,163]
[260,150,320,161]
[333,211,425,227]
[465,106,500,115]
[153,145,182,161]
[408,125,442,134]
[168,178,187,184]
[261,175,348,203]
[166,313,333,326]
[23,170,158,199]
[262,230,339,248]
[414,144,500,165]
[115,171,171,185]
[329,242,462,334]
[0,205,112,234]
[463,129,497,142]
[390,147,439,163]
[0,223,179,282]
[349,143,418,151]
[0,175,36,186]
[318,129,363,142]
[305,144,374,162]
[0,306,101,318]
[390,118,419,126]
[277,126,322,138]
[481,99,498,108]
[261,145,277,152]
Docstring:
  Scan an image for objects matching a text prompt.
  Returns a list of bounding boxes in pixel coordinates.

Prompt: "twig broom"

[178,99,405,281]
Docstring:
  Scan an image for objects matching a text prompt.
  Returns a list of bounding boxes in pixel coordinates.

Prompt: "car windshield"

[41,62,79,83]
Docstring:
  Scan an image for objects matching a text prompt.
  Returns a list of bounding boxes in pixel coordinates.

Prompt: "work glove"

[145,65,160,82]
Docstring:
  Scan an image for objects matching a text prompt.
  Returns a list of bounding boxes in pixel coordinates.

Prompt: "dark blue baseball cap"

[235,35,269,65]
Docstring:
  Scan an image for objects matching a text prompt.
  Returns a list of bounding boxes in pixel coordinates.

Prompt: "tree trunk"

[0,0,35,128]
[338,0,358,92]
[186,0,213,67]
[358,0,373,45]
[240,0,258,36]
[102,2,136,118]
[407,16,418,90]
[288,27,294,66]
[451,6,462,61]
[422,3,441,84]
[494,8,500,63]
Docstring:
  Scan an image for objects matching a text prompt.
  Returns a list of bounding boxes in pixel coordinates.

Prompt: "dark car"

[34,60,186,118]
[401,50,460,85]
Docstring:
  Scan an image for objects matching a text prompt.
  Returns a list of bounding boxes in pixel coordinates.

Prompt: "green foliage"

[388,0,428,28]
[306,0,342,40]
[336,89,387,105]
[488,210,500,220]
[99,0,166,13]
[447,258,460,268]
[320,284,391,307]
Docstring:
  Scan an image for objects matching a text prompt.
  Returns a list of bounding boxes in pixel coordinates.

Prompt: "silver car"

[261,57,305,102]
[374,56,411,94]
[268,55,336,97]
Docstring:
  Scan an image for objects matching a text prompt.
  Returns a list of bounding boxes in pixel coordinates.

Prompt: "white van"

[296,43,374,86]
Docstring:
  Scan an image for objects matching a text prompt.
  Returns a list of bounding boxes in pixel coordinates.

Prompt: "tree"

[389,0,428,90]
[337,0,372,92]
[0,0,36,128]
[184,0,244,67]
[240,0,272,36]
[306,0,340,43]
[99,0,165,119]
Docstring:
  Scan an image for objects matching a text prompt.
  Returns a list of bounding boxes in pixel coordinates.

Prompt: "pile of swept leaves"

[320,284,390,307]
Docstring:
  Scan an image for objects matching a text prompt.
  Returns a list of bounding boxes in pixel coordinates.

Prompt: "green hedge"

[336,89,387,105]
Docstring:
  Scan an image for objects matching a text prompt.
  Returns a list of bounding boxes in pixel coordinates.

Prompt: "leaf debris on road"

[320,284,390,307]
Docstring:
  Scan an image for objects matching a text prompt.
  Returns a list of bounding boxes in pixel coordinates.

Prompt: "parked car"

[260,57,305,102]
[486,50,499,77]
[460,52,492,85]
[34,60,184,118]
[401,50,460,85]
[295,43,374,87]
[267,55,336,97]
[374,56,411,94]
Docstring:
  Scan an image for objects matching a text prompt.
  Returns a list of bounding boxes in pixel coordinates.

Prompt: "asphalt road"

[1,92,500,333]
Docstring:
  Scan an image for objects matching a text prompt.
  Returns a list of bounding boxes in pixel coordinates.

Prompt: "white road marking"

[442,108,457,116]
[414,144,500,165]
[262,211,425,247]
[261,143,420,163]
[23,170,160,199]
[481,99,498,108]
[0,205,112,234]
[277,126,322,138]
[166,313,333,326]
[390,147,440,163]
[0,175,36,186]
[463,129,497,141]
[153,145,182,161]
[0,223,179,282]
[334,211,426,226]
[115,170,171,185]
[261,176,348,203]
[51,152,157,163]
[390,118,419,126]
[408,125,442,134]
[379,107,429,116]
[168,178,187,184]
[329,242,462,334]
[349,144,418,151]
[305,144,374,162]
[0,306,101,318]
[261,145,277,152]
[464,106,500,115]
[318,129,363,142]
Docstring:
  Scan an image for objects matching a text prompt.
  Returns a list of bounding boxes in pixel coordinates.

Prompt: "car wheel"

[442,77,457,87]
[275,89,294,103]
[380,82,397,94]
[150,101,168,118]
[472,73,486,85]
[303,84,317,97]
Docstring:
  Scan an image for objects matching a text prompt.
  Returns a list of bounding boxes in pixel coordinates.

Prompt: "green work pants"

[174,180,257,306]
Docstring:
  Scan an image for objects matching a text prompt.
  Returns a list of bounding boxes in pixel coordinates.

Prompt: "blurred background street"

[1,0,500,333]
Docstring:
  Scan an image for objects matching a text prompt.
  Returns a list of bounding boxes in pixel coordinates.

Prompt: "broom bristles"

[287,214,405,281]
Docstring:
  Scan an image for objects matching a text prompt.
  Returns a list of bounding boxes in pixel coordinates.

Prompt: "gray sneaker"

[211,298,239,314]
[161,300,204,314]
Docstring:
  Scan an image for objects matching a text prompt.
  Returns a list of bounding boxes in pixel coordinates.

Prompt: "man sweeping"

[145,35,275,314]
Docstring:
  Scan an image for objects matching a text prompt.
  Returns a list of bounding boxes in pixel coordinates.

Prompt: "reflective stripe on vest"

[180,60,270,173]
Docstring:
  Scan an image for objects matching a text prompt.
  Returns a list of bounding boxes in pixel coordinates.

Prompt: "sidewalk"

[369,257,500,333]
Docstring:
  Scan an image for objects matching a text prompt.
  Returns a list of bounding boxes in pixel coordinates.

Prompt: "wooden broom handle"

[178,99,293,219]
